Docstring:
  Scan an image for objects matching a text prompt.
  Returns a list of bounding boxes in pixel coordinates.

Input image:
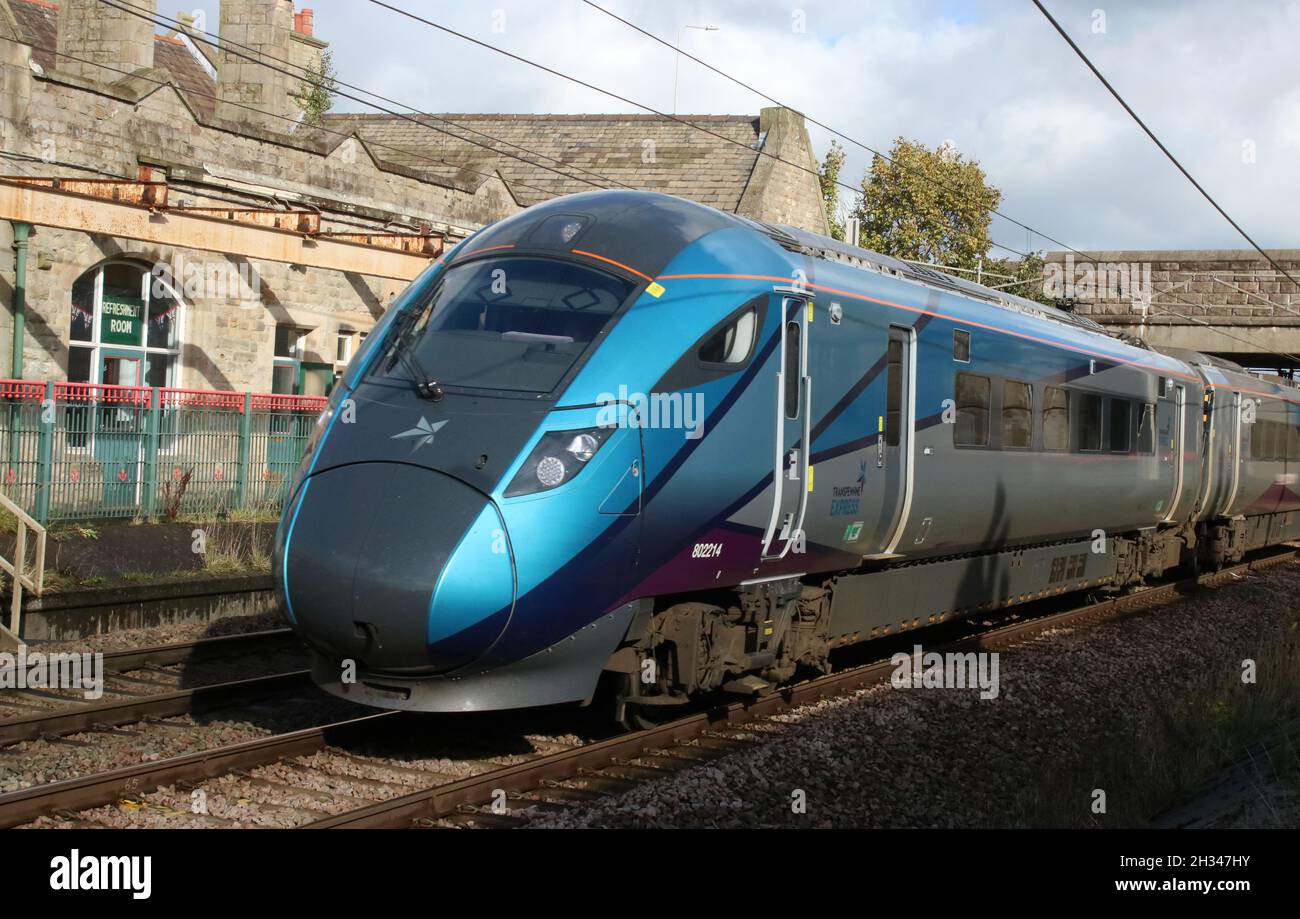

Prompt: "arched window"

[67,260,183,387]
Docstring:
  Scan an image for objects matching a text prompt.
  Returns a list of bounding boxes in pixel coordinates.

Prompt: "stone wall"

[737,106,830,236]
[56,0,155,81]
[1043,250,1300,364]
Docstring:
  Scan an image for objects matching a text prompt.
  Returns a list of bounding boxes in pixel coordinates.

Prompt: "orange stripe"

[571,248,654,283]
[455,243,515,260]
[653,271,1216,389]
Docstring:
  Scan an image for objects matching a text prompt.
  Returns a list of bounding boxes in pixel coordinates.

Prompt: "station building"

[0,0,829,397]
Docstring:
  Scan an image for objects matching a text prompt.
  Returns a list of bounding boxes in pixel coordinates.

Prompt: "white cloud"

[308,0,1300,251]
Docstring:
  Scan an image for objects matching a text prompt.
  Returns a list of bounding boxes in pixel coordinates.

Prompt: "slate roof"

[318,112,763,209]
[151,33,214,118]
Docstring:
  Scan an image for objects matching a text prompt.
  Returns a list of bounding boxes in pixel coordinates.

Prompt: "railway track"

[0,628,307,746]
[3,547,1296,829]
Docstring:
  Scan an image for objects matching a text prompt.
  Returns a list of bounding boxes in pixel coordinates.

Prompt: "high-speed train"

[273,189,1300,722]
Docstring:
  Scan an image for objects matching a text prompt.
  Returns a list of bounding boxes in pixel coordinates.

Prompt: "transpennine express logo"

[391,417,448,452]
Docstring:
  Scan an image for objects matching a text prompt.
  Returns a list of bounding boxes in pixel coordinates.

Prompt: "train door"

[760,295,811,560]
[863,325,916,559]
[1161,383,1187,522]
[1224,391,1244,513]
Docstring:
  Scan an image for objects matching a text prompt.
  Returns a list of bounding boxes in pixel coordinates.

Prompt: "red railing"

[250,392,328,412]
[0,380,327,412]
[0,380,45,400]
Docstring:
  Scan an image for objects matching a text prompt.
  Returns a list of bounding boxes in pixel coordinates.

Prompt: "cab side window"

[698,307,757,364]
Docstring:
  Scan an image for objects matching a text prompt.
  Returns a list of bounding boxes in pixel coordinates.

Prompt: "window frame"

[953,371,991,448]
[1000,379,1033,450]
[1136,402,1156,456]
[953,329,971,363]
[1042,385,1070,452]
[66,259,186,392]
[697,303,760,368]
[273,324,308,396]
[1077,392,1104,452]
[1109,397,1133,454]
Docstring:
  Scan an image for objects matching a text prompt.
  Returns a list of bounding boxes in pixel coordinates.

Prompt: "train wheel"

[613,672,687,732]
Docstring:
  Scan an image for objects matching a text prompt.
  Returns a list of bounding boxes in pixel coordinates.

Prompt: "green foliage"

[983,251,1055,306]
[852,137,1001,271]
[819,139,847,241]
[292,50,338,126]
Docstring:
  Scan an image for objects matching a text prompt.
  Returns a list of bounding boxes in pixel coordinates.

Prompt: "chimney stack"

[294,9,315,36]
[56,0,157,82]
[215,0,296,130]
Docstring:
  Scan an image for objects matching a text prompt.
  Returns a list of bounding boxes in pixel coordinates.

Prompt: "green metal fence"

[0,379,326,522]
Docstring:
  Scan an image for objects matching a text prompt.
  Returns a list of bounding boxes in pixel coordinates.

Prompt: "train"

[273,189,1300,725]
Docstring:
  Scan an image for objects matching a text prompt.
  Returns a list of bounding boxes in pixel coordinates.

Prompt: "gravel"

[529,561,1300,828]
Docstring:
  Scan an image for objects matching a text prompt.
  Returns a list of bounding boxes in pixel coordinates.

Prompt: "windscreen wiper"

[383,309,443,401]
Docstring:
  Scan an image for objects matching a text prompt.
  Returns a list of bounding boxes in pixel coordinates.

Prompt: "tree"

[293,50,338,126]
[852,137,1001,271]
[982,251,1055,307]
[819,139,847,241]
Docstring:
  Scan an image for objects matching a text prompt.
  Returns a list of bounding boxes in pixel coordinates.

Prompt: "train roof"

[744,219,1115,340]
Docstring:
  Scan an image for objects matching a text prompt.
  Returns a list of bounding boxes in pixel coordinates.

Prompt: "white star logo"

[391,416,448,452]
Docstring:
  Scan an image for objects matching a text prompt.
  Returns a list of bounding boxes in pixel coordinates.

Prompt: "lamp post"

[672,24,718,115]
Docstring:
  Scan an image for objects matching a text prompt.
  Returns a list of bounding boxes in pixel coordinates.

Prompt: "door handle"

[787,449,799,480]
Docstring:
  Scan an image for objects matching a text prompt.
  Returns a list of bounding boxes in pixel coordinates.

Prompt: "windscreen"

[372,257,633,394]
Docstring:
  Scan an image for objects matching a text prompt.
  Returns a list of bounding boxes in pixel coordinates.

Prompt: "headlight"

[504,426,614,497]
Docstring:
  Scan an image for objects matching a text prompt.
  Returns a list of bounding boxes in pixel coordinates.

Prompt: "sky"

[209,0,1300,253]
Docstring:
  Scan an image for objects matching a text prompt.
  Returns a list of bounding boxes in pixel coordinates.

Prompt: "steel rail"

[0,711,396,828]
[0,669,310,746]
[93,628,299,673]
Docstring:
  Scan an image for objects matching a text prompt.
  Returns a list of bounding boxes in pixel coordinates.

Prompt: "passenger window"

[1289,422,1300,461]
[1263,420,1281,461]
[1109,399,1132,452]
[954,373,990,446]
[784,322,801,419]
[1079,394,1103,451]
[1254,420,1275,461]
[953,329,970,362]
[1044,386,1069,451]
[1001,380,1032,448]
[1137,403,1155,455]
[698,308,757,364]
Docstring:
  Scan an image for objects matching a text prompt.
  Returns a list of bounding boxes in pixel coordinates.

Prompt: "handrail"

[0,489,46,648]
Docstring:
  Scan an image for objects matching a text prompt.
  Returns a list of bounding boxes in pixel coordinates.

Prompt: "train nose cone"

[277,463,514,675]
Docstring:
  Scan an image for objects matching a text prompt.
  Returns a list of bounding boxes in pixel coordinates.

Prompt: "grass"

[48,521,99,541]
[195,512,274,576]
[1006,617,1300,827]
